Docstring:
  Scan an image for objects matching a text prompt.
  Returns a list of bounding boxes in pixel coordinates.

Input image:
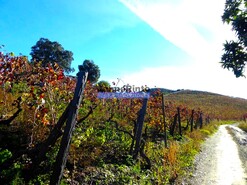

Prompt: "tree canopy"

[96,80,111,92]
[30,38,74,73]
[79,60,100,83]
[221,0,247,77]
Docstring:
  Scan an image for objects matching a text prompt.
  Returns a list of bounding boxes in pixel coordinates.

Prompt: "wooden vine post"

[50,67,88,185]
[132,98,148,160]
[161,94,168,148]
[190,110,194,132]
[98,91,149,162]
[170,113,177,136]
[177,107,182,136]
[199,112,203,129]
[169,107,183,137]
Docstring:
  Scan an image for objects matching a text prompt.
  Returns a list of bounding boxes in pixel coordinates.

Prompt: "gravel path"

[186,125,247,185]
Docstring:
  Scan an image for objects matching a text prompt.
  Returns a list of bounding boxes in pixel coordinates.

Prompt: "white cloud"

[117,0,247,99]
[119,0,236,61]
[111,64,247,99]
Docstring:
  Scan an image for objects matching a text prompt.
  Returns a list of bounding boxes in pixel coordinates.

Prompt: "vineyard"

[0,52,247,184]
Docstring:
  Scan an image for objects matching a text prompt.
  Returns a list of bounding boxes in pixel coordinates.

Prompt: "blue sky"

[1,0,247,99]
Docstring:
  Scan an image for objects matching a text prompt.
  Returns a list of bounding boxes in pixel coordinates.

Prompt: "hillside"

[162,89,247,120]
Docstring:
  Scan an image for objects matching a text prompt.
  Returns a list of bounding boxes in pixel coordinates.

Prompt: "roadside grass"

[173,120,228,183]
[237,121,247,133]
[133,120,226,184]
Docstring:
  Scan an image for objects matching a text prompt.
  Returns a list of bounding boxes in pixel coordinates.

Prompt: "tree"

[79,60,100,83]
[96,80,111,92]
[221,0,247,77]
[30,38,74,73]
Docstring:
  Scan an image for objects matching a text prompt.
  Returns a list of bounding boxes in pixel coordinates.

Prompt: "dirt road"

[187,125,247,185]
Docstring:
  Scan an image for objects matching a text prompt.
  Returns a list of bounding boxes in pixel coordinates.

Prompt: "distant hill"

[148,87,176,94]
[152,88,247,120]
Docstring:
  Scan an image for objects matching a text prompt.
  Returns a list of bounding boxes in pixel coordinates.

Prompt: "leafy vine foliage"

[0,51,246,184]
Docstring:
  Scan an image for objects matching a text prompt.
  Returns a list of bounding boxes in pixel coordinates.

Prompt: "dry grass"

[238,122,247,133]
[163,141,180,181]
[165,141,179,166]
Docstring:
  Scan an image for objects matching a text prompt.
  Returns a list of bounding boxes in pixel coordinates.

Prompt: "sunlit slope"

[163,89,247,120]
